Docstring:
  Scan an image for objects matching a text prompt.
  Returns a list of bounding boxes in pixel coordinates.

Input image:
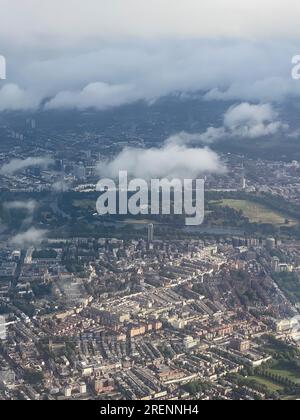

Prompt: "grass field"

[268,361,300,384]
[73,199,96,210]
[248,376,284,392]
[217,199,297,227]
[282,395,300,400]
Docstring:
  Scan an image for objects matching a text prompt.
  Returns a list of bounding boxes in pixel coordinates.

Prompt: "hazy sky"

[1,0,300,45]
[0,1,299,110]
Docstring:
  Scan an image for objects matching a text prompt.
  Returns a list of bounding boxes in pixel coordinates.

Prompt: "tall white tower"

[0,316,7,340]
[148,223,154,242]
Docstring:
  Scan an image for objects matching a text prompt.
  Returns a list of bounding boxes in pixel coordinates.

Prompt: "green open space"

[273,272,300,304]
[72,199,96,210]
[215,199,298,227]
[248,376,284,393]
[267,361,300,385]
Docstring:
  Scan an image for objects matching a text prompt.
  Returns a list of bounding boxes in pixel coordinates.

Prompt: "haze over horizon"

[0,0,299,111]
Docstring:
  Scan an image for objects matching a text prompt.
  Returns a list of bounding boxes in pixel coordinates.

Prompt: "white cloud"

[0,157,54,175]
[0,4,299,110]
[176,103,289,145]
[52,180,70,192]
[0,84,40,111]
[45,82,140,110]
[10,227,48,247]
[97,103,287,181]
[7,40,299,110]
[4,200,37,213]
[4,201,38,228]
[167,129,226,146]
[223,103,288,138]
[98,142,225,180]
[204,77,300,103]
[224,103,276,127]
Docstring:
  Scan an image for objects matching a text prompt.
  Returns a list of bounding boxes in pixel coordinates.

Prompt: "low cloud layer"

[4,200,37,213]
[4,200,38,229]
[97,103,285,180]
[10,227,48,247]
[98,142,225,180]
[223,103,288,138]
[52,180,70,193]
[0,38,300,111]
[0,4,299,112]
[45,82,140,111]
[169,103,288,146]
[0,157,54,175]
[0,84,40,111]
[204,78,298,103]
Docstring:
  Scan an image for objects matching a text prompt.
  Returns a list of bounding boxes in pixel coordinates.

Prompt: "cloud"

[98,142,225,180]
[4,200,37,213]
[175,103,289,145]
[4,200,38,228]
[45,82,140,111]
[0,39,299,111]
[166,129,226,146]
[0,157,54,175]
[52,180,70,192]
[10,227,48,247]
[287,129,300,139]
[96,103,286,181]
[0,4,299,110]
[0,0,300,45]
[224,103,288,138]
[204,78,300,103]
[0,84,40,111]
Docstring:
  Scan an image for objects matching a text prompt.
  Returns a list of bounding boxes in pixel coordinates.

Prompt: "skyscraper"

[148,224,154,242]
[0,316,7,340]
[241,176,246,190]
[74,163,86,180]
